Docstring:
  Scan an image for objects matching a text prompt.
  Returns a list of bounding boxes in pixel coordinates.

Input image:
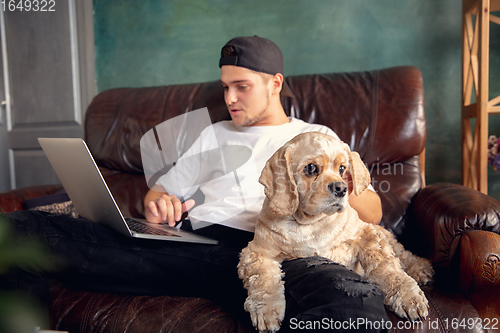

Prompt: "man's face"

[220,65,273,127]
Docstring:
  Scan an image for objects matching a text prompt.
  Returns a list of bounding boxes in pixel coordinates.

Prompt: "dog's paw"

[405,258,435,286]
[415,261,434,286]
[245,296,285,332]
[390,286,429,322]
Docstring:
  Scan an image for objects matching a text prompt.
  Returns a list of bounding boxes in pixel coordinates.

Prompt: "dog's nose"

[328,181,347,197]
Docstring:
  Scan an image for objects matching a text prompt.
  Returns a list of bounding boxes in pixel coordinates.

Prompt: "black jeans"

[2,210,389,332]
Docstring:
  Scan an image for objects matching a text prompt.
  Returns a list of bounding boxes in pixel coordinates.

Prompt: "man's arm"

[144,185,194,225]
[349,189,382,225]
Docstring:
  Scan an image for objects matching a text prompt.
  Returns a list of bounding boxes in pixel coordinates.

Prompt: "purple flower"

[488,135,500,171]
[493,154,500,171]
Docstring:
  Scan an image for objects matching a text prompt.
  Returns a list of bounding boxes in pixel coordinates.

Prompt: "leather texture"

[0,184,62,213]
[460,231,500,322]
[49,281,251,333]
[1,66,499,332]
[404,183,500,277]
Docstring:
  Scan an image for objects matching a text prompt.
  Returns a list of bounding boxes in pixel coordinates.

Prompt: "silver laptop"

[38,137,218,244]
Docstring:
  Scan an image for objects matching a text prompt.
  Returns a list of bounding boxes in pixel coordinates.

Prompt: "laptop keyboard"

[125,218,181,237]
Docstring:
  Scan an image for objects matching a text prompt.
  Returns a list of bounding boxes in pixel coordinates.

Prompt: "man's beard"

[233,93,271,127]
[238,108,267,127]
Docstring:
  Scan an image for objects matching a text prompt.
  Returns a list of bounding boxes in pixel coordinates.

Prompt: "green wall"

[93,0,500,198]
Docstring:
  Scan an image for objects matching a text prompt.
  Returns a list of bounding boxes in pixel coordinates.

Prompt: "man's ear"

[272,73,284,96]
[259,143,299,216]
[343,143,371,196]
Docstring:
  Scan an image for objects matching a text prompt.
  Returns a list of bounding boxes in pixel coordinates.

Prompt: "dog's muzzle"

[328,181,347,198]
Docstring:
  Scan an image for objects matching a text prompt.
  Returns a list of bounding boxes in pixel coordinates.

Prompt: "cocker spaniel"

[238,132,434,332]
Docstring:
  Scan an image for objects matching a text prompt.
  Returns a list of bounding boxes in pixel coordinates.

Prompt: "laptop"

[38,137,218,244]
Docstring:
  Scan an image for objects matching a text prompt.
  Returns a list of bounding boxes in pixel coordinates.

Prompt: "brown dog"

[238,132,434,332]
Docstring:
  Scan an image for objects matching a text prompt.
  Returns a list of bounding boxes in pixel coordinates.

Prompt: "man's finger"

[148,201,159,217]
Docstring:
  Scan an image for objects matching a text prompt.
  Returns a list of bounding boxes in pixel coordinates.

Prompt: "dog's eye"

[304,163,318,176]
[339,165,346,176]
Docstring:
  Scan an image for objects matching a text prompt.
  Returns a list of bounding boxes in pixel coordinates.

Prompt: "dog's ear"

[343,143,371,196]
[259,143,299,216]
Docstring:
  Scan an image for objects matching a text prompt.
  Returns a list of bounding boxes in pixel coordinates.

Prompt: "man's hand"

[345,173,382,225]
[348,190,382,225]
[144,186,195,225]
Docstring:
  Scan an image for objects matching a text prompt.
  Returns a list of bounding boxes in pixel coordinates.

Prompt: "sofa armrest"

[402,182,500,279]
[460,230,500,321]
[0,184,63,213]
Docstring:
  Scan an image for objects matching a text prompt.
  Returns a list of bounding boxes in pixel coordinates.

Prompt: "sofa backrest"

[84,66,426,237]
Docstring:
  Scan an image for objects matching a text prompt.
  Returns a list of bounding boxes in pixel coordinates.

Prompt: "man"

[145,36,382,228]
[3,36,389,332]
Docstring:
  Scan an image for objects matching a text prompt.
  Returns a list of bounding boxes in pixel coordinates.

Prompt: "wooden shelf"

[462,0,500,194]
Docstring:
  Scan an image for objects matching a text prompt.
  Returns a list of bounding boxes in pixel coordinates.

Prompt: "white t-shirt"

[156,117,339,232]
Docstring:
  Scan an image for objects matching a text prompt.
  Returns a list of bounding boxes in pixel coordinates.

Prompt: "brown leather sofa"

[1,66,500,332]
